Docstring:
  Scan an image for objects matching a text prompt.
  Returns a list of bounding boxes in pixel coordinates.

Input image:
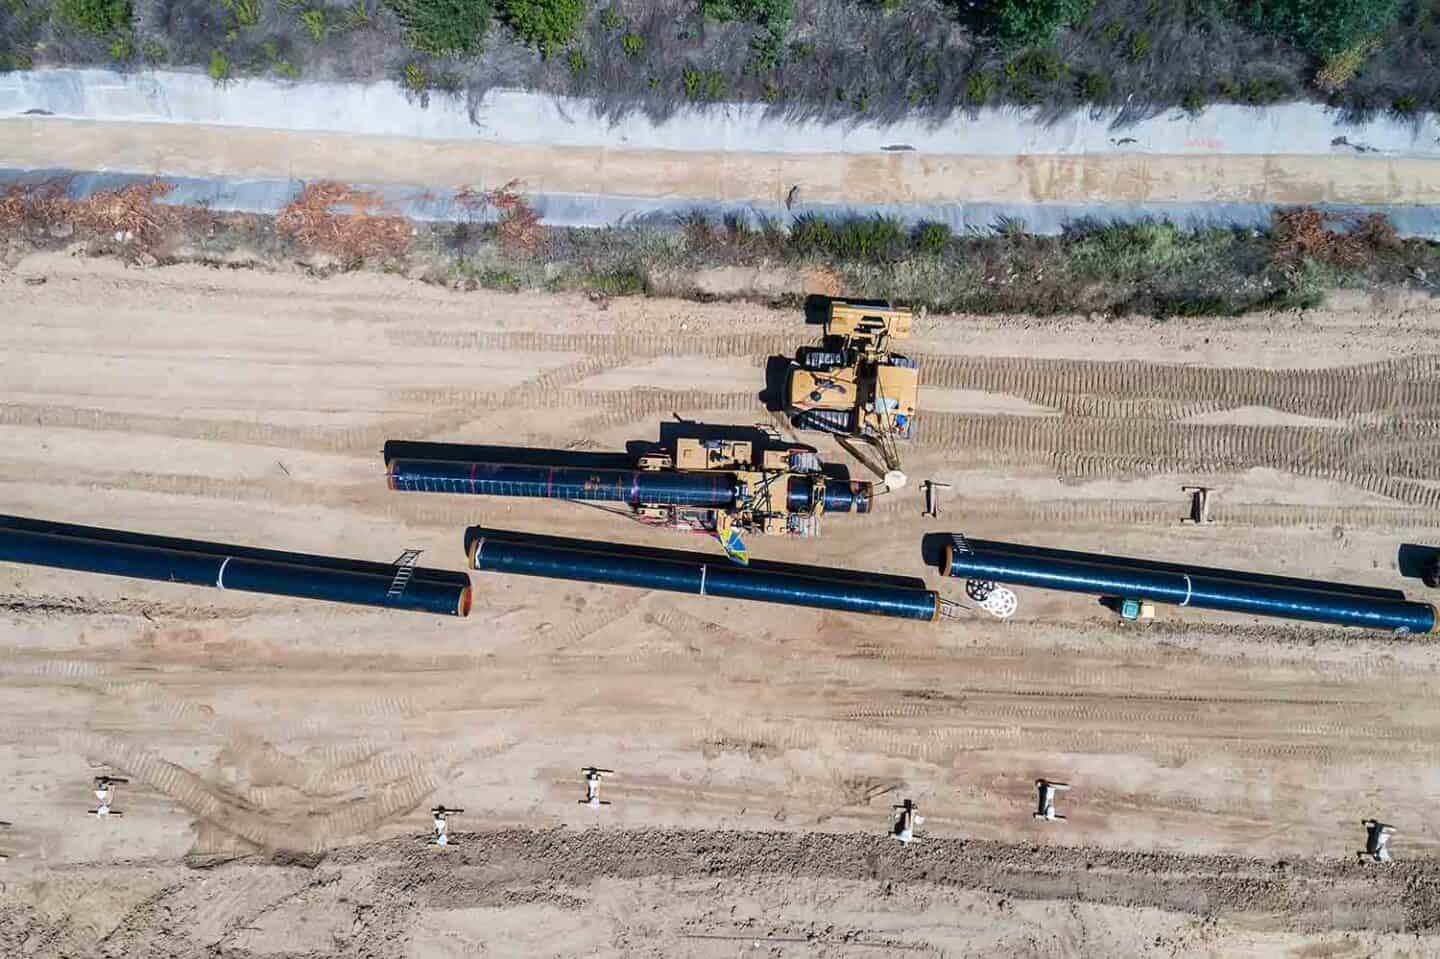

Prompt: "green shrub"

[704,70,727,99]
[1314,37,1379,91]
[567,46,585,73]
[222,0,261,27]
[750,29,783,68]
[1180,87,1207,112]
[830,217,905,260]
[53,0,129,33]
[789,215,833,254]
[700,0,787,25]
[1392,93,1418,114]
[1080,71,1111,99]
[1007,48,1067,81]
[701,0,792,69]
[404,61,428,92]
[598,2,621,28]
[761,79,780,102]
[140,38,167,62]
[788,215,905,261]
[1240,0,1402,57]
[1242,75,1290,102]
[208,49,232,80]
[299,7,325,40]
[982,0,1095,46]
[387,0,491,56]
[1069,221,1234,281]
[1127,30,1150,60]
[107,33,131,58]
[682,66,702,98]
[913,220,952,253]
[0,51,34,71]
[498,0,585,55]
[965,71,994,103]
[341,0,372,27]
[621,30,644,55]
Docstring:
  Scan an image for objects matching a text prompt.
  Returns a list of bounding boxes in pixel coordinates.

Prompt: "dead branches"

[275,181,413,263]
[1272,208,1400,267]
[457,178,545,257]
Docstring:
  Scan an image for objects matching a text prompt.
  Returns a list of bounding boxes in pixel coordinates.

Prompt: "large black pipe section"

[466,527,938,621]
[389,459,736,506]
[941,534,1437,634]
[0,515,470,617]
[389,458,869,514]
[958,537,1408,601]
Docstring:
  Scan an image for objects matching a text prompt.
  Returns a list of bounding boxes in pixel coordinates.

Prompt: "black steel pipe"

[0,519,470,617]
[467,528,938,622]
[963,537,1406,600]
[388,459,737,507]
[390,458,868,514]
[942,534,1436,634]
[0,514,469,588]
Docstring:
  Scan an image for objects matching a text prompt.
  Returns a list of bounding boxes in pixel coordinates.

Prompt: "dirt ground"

[2,252,1440,956]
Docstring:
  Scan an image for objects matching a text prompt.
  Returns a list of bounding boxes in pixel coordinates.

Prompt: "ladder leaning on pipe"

[387,548,424,598]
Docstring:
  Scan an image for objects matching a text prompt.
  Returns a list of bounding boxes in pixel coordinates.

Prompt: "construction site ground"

[3,253,1440,956]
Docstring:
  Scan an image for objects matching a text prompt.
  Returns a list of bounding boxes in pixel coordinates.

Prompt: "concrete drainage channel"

[4,69,1440,234]
[5,167,1440,237]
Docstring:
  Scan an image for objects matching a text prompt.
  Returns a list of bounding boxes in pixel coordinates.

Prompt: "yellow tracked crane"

[785,299,919,482]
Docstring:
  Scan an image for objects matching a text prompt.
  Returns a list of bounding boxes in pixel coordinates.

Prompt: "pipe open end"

[467,537,483,570]
[457,585,473,618]
[385,460,399,491]
[852,481,873,514]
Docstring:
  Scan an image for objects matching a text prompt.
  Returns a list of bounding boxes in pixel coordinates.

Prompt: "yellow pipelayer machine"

[784,299,919,478]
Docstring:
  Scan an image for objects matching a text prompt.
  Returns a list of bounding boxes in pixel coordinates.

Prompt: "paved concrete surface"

[2,67,1439,156]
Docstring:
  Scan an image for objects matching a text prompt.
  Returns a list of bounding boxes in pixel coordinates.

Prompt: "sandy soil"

[4,118,1440,206]
[2,253,1440,956]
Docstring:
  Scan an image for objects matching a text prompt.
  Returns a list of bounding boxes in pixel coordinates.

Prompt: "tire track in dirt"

[0,402,438,455]
[65,730,473,852]
[919,413,1440,507]
[391,334,1440,425]
[918,353,1440,421]
[387,329,794,359]
[572,390,760,432]
[863,494,1440,531]
[645,605,752,649]
[696,715,1411,766]
[0,592,250,621]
